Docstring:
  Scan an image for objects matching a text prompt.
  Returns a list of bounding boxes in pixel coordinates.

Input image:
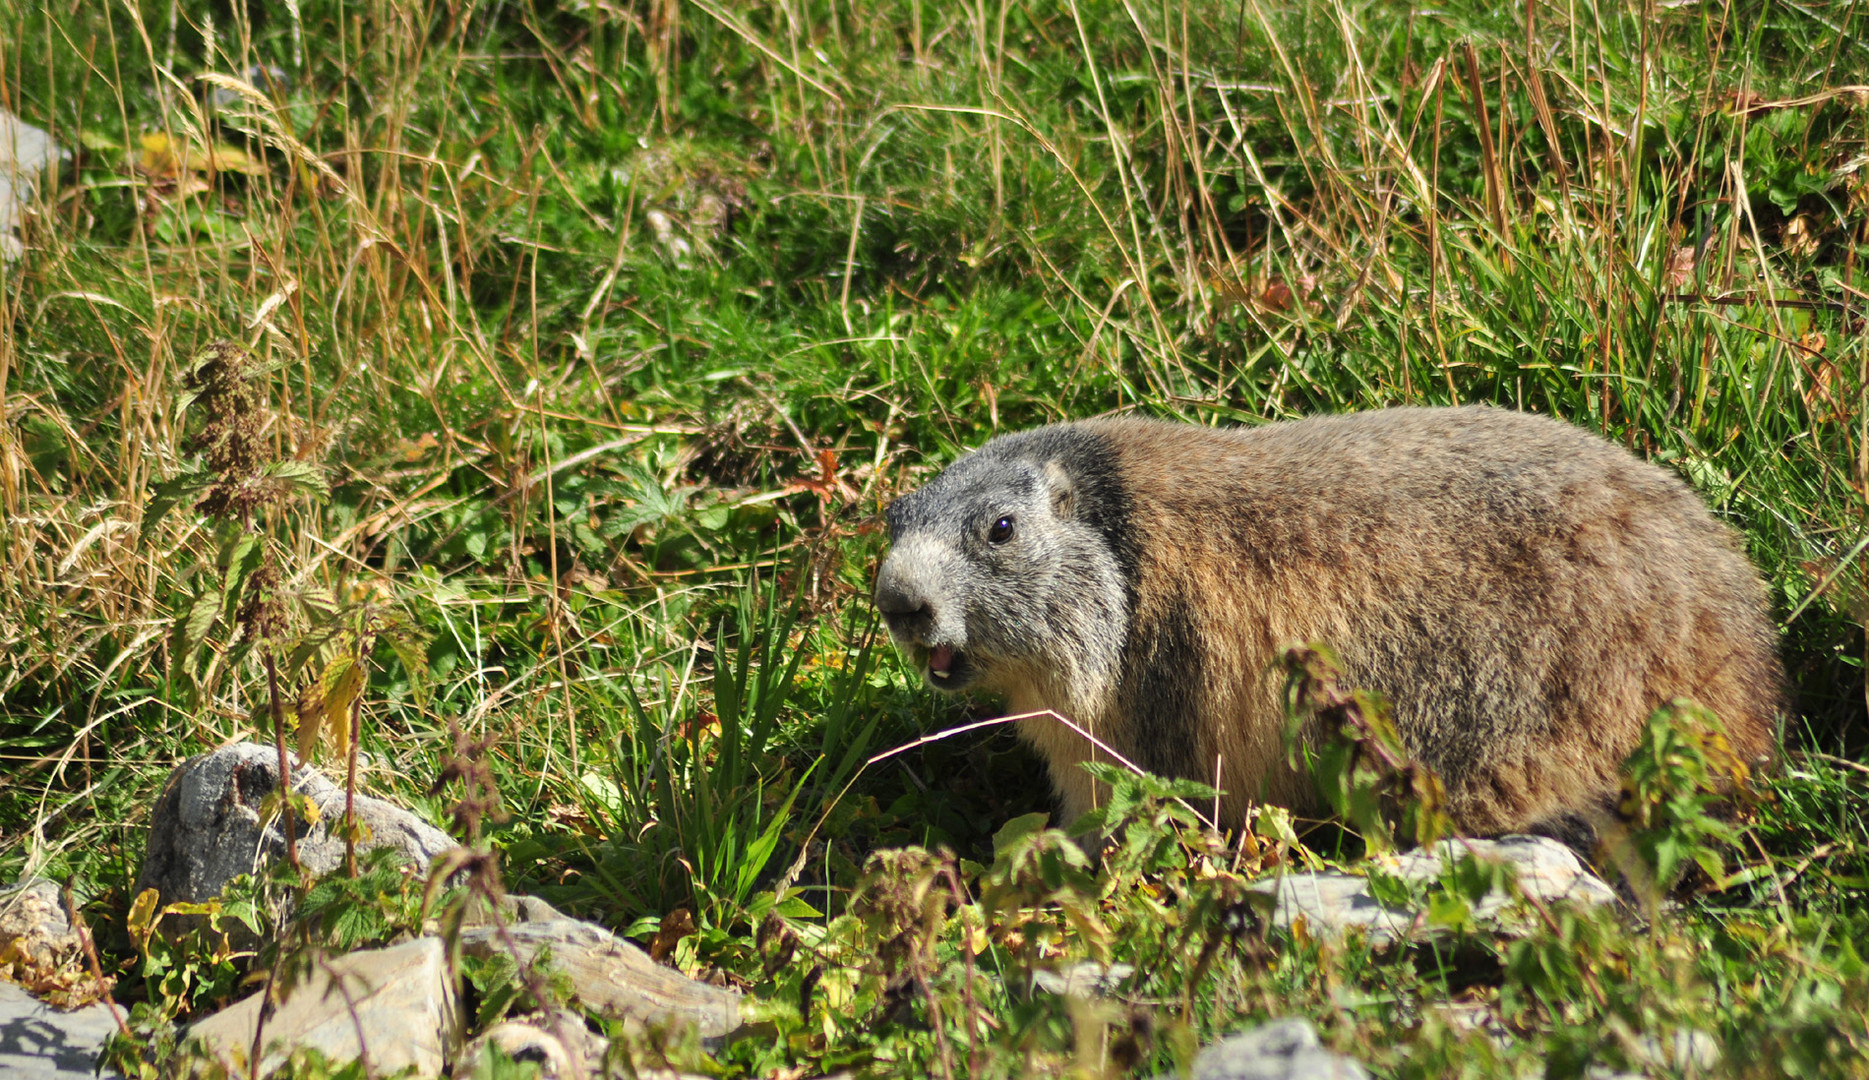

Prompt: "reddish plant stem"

[264,651,300,874]
[345,677,362,878]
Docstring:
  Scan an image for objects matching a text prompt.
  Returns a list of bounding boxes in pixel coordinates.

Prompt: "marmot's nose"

[874,563,935,639]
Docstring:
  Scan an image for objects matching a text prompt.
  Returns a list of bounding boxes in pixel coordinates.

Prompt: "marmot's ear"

[1044,461,1076,519]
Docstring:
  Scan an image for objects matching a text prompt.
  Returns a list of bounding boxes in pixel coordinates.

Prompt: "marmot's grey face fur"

[875,428,1132,714]
[873,407,1785,838]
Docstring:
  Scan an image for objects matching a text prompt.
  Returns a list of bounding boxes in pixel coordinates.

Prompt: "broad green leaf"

[181,590,223,655]
[991,812,1053,859]
[265,459,330,500]
[141,473,213,543]
[126,888,161,947]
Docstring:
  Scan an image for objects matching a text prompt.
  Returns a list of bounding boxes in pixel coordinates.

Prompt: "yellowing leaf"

[295,684,323,761]
[291,790,322,827]
[297,656,363,762]
[126,887,161,948]
[138,131,266,178]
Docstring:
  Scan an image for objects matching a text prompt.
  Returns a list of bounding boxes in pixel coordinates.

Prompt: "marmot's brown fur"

[873,407,1784,835]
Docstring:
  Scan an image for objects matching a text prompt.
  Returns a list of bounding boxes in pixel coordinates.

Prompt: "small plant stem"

[1428,70,1455,401]
[345,686,362,878]
[913,955,958,1080]
[944,859,984,1077]
[1460,42,1506,250]
[265,650,300,875]
[63,881,131,1040]
[533,336,580,775]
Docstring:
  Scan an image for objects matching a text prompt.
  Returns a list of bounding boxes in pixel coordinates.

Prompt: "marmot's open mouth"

[926,644,971,687]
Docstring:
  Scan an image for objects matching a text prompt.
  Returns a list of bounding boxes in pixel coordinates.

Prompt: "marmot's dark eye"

[988,516,1015,543]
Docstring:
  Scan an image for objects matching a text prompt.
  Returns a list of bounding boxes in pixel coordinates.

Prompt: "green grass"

[2,0,1868,1074]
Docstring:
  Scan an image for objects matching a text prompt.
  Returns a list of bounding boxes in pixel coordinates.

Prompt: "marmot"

[873,406,1784,835]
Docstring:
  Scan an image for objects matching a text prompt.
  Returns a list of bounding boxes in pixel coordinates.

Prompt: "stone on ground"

[0,108,58,261]
[457,1009,601,1080]
[1183,1018,1369,1080]
[135,742,456,909]
[2,879,117,1011]
[0,980,126,1080]
[1,880,81,973]
[1251,836,1615,947]
[1031,961,1135,997]
[184,936,457,1078]
[459,917,741,1040]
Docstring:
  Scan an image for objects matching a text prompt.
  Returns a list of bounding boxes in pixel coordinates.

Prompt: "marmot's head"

[874,425,1135,710]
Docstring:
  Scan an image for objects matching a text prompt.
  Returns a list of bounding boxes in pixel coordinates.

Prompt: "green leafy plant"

[122,877,263,1022]
[1280,643,1452,853]
[575,575,881,923]
[1608,698,1756,898]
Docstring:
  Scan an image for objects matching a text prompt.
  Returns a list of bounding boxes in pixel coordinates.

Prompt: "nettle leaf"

[383,627,430,706]
[1426,890,1476,932]
[221,895,262,936]
[220,531,266,603]
[569,519,607,556]
[142,473,214,542]
[265,458,330,500]
[180,589,223,655]
[596,463,695,538]
[1365,866,1416,908]
[468,951,524,1028]
[297,656,364,762]
[991,812,1054,861]
[1445,851,1513,903]
[218,529,261,575]
[775,891,824,920]
[286,620,354,679]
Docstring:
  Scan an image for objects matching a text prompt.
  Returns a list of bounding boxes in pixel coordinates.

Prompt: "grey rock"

[1189,1018,1369,1080]
[0,880,80,970]
[459,918,741,1040]
[1251,835,1615,947]
[1582,1027,1723,1078]
[1031,962,1135,997]
[0,108,59,261]
[452,891,567,931]
[1636,1028,1720,1071]
[1431,1001,1514,1049]
[0,980,126,1079]
[184,936,457,1078]
[458,1010,599,1080]
[135,742,456,909]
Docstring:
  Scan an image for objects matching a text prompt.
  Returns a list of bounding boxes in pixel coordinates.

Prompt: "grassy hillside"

[3,0,1868,1074]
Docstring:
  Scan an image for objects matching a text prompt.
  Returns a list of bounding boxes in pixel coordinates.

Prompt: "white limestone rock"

[1250,835,1616,947]
[1184,1018,1370,1080]
[459,917,742,1041]
[0,108,59,261]
[0,981,126,1080]
[183,937,458,1078]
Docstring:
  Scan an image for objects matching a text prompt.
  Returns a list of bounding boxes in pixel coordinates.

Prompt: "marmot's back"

[875,406,1784,835]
